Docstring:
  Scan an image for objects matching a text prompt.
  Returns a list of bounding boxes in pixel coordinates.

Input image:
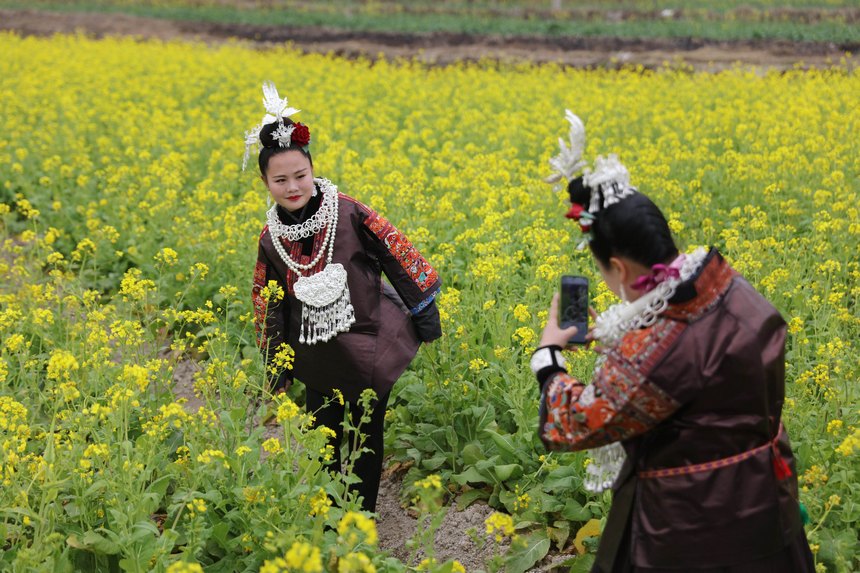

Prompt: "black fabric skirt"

[598,529,815,573]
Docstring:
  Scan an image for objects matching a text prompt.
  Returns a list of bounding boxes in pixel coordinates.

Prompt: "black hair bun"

[259,117,296,149]
[567,176,591,207]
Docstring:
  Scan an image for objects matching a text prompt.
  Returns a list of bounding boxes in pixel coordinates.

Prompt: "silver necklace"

[266,178,355,345]
[266,184,338,242]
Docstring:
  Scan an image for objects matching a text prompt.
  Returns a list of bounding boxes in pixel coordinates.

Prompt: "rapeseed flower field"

[0,33,857,572]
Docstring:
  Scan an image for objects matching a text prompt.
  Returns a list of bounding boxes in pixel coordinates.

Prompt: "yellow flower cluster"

[835,427,860,457]
[185,497,207,518]
[338,552,376,573]
[308,487,332,517]
[268,344,296,377]
[196,448,228,469]
[165,562,204,573]
[337,511,378,547]
[414,474,443,490]
[260,540,323,573]
[415,558,465,573]
[485,511,516,542]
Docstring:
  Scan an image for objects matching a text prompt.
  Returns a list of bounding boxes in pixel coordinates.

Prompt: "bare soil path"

[2,8,857,71]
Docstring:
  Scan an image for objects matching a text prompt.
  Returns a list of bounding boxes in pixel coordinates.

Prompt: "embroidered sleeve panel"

[540,329,682,452]
[352,198,441,314]
[252,259,268,349]
[252,232,288,351]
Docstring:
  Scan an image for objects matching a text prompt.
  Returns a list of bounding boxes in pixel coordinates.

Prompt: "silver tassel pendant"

[295,267,355,345]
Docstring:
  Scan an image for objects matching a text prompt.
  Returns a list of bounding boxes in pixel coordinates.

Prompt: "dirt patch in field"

[2,8,857,71]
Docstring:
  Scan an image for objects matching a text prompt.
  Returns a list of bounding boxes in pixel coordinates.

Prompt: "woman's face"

[262,151,315,211]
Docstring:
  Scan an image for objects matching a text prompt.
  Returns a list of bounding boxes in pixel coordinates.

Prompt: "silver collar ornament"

[266,178,356,345]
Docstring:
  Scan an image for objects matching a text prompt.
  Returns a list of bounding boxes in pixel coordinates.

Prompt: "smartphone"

[560,275,589,345]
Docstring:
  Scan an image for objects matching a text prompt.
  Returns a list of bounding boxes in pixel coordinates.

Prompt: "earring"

[620,284,629,303]
[312,186,318,198]
[266,195,272,208]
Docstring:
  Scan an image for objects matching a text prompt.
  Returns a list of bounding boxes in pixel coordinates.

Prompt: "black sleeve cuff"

[412,301,442,342]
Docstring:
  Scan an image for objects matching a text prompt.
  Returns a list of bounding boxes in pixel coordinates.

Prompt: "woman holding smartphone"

[531,112,814,572]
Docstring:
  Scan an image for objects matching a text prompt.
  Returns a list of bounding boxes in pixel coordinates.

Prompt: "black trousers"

[305,386,390,513]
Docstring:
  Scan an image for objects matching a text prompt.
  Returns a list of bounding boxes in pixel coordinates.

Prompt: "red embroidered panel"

[364,212,439,292]
[663,255,737,321]
[252,259,268,348]
[613,318,686,373]
[541,321,683,451]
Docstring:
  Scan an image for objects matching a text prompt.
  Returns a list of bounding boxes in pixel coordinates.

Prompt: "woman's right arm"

[252,238,292,392]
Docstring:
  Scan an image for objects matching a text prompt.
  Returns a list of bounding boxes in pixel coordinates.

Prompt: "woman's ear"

[608,256,628,283]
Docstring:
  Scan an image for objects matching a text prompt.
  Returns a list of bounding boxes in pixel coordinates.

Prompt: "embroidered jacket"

[253,190,441,400]
[538,249,802,569]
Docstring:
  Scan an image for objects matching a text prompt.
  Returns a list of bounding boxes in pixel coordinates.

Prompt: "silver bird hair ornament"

[545,110,637,212]
[242,81,302,170]
[262,80,300,120]
[545,109,587,190]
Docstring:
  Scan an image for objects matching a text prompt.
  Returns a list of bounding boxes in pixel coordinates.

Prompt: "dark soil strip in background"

[2,8,857,71]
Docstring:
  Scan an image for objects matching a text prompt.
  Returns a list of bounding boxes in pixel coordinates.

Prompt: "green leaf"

[537,492,565,513]
[452,466,492,486]
[420,454,447,470]
[130,520,160,542]
[547,521,571,551]
[483,428,519,459]
[561,499,591,522]
[504,530,551,573]
[567,553,596,573]
[146,474,173,498]
[542,465,579,492]
[460,441,486,466]
[211,521,230,549]
[494,463,523,482]
[456,488,490,510]
[78,530,121,555]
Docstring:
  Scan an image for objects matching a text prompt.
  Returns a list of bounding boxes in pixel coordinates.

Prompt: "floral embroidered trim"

[252,259,269,348]
[410,285,441,315]
[364,213,439,293]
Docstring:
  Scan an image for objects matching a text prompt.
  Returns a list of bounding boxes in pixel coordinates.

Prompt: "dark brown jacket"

[253,191,441,401]
[539,250,802,569]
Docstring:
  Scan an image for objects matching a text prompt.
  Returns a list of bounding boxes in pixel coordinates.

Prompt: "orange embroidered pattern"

[365,212,439,292]
[252,258,269,348]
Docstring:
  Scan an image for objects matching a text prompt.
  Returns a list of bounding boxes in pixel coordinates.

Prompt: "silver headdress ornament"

[544,110,587,189]
[545,110,637,212]
[242,80,302,170]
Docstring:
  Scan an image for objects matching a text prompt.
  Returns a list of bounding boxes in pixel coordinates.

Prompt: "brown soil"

[2,8,857,71]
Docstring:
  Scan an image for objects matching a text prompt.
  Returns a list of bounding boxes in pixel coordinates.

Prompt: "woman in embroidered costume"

[246,82,442,512]
[533,111,814,572]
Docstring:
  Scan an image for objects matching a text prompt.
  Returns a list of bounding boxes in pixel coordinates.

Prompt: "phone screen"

[560,275,589,344]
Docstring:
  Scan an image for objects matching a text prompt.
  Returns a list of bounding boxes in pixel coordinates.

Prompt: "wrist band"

[530,345,566,375]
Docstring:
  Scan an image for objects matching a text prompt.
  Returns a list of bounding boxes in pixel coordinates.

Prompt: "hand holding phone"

[559,275,589,345]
